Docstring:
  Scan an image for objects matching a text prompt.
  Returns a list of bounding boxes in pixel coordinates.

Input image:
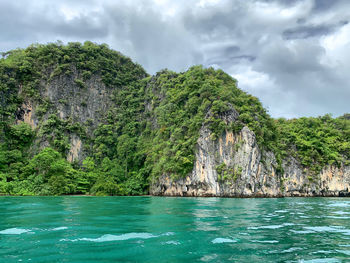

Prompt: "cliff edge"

[0,42,349,196]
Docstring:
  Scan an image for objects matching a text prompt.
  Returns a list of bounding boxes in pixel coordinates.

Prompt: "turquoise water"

[1,197,350,262]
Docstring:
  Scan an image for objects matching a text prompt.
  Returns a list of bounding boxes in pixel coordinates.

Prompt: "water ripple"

[251,240,279,244]
[0,228,31,235]
[211,238,237,244]
[60,232,174,243]
[303,226,350,235]
[2,196,350,262]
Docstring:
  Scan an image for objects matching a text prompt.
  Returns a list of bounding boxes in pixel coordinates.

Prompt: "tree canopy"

[0,42,348,195]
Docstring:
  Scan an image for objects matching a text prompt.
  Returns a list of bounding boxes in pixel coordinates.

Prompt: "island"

[0,42,349,196]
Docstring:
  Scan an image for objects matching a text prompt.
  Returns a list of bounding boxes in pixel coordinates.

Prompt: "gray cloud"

[102,1,202,73]
[283,21,348,40]
[283,25,333,39]
[312,0,342,12]
[0,0,349,118]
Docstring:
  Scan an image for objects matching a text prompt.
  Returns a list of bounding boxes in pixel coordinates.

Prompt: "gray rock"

[151,109,350,197]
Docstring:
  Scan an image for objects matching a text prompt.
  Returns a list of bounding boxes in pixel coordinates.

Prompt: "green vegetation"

[275,114,350,173]
[143,66,277,179]
[0,42,349,195]
[0,41,148,195]
[216,163,242,183]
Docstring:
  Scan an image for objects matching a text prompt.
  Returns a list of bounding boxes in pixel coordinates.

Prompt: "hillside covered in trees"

[0,42,349,196]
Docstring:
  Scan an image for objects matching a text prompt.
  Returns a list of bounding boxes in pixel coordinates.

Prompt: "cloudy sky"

[1,0,349,118]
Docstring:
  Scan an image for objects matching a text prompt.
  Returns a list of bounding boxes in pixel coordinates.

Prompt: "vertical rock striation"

[15,69,114,163]
[151,109,350,197]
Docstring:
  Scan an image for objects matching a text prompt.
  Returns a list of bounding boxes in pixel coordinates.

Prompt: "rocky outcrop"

[7,44,348,197]
[282,157,350,197]
[15,68,114,163]
[150,111,350,197]
[67,134,82,163]
[16,102,37,128]
[150,125,282,197]
[46,69,111,132]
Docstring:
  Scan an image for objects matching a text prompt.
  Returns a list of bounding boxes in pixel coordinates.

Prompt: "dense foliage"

[0,41,148,195]
[143,67,277,179]
[275,114,350,173]
[0,42,349,195]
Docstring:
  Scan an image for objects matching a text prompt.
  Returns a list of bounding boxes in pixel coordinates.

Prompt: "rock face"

[150,112,350,197]
[16,68,114,163]
[282,157,350,197]
[150,125,281,197]
[8,45,348,197]
[46,70,112,132]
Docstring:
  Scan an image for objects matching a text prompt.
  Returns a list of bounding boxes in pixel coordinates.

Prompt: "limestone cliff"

[282,157,350,197]
[1,42,348,196]
[150,111,350,197]
[15,69,115,163]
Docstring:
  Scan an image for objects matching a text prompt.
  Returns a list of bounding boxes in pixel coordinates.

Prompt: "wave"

[303,226,350,235]
[251,240,278,244]
[281,247,303,253]
[327,202,350,207]
[248,223,295,230]
[0,228,31,235]
[333,211,350,215]
[211,238,237,244]
[163,241,180,245]
[61,232,174,243]
[51,227,68,231]
[298,258,340,263]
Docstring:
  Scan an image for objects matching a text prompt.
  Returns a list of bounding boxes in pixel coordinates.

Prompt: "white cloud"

[251,0,312,21]
[322,23,350,53]
[0,0,349,117]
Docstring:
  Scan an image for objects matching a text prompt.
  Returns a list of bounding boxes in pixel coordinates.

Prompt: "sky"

[0,0,349,118]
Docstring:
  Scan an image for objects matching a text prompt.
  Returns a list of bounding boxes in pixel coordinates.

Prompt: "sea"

[1,196,350,262]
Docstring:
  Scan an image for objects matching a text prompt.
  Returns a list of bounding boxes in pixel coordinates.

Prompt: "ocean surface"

[1,197,350,262]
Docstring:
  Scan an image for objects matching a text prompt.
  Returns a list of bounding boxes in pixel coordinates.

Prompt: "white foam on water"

[61,232,159,243]
[249,225,283,230]
[333,211,350,215]
[249,223,294,230]
[211,238,237,244]
[302,226,350,235]
[327,202,350,208]
[304,226,338,232]
[163,232,175,236]
[0,228,31,235]
[290,230,315,234]
[326,216,349,219]
[52,227,68,231]
[163,241,180,245]
[312,250,333,254]
[265,213,278,217]
[251,240,279,244]
[281,247,303,253]
[299,258,341,263]
[275,210,288,213]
